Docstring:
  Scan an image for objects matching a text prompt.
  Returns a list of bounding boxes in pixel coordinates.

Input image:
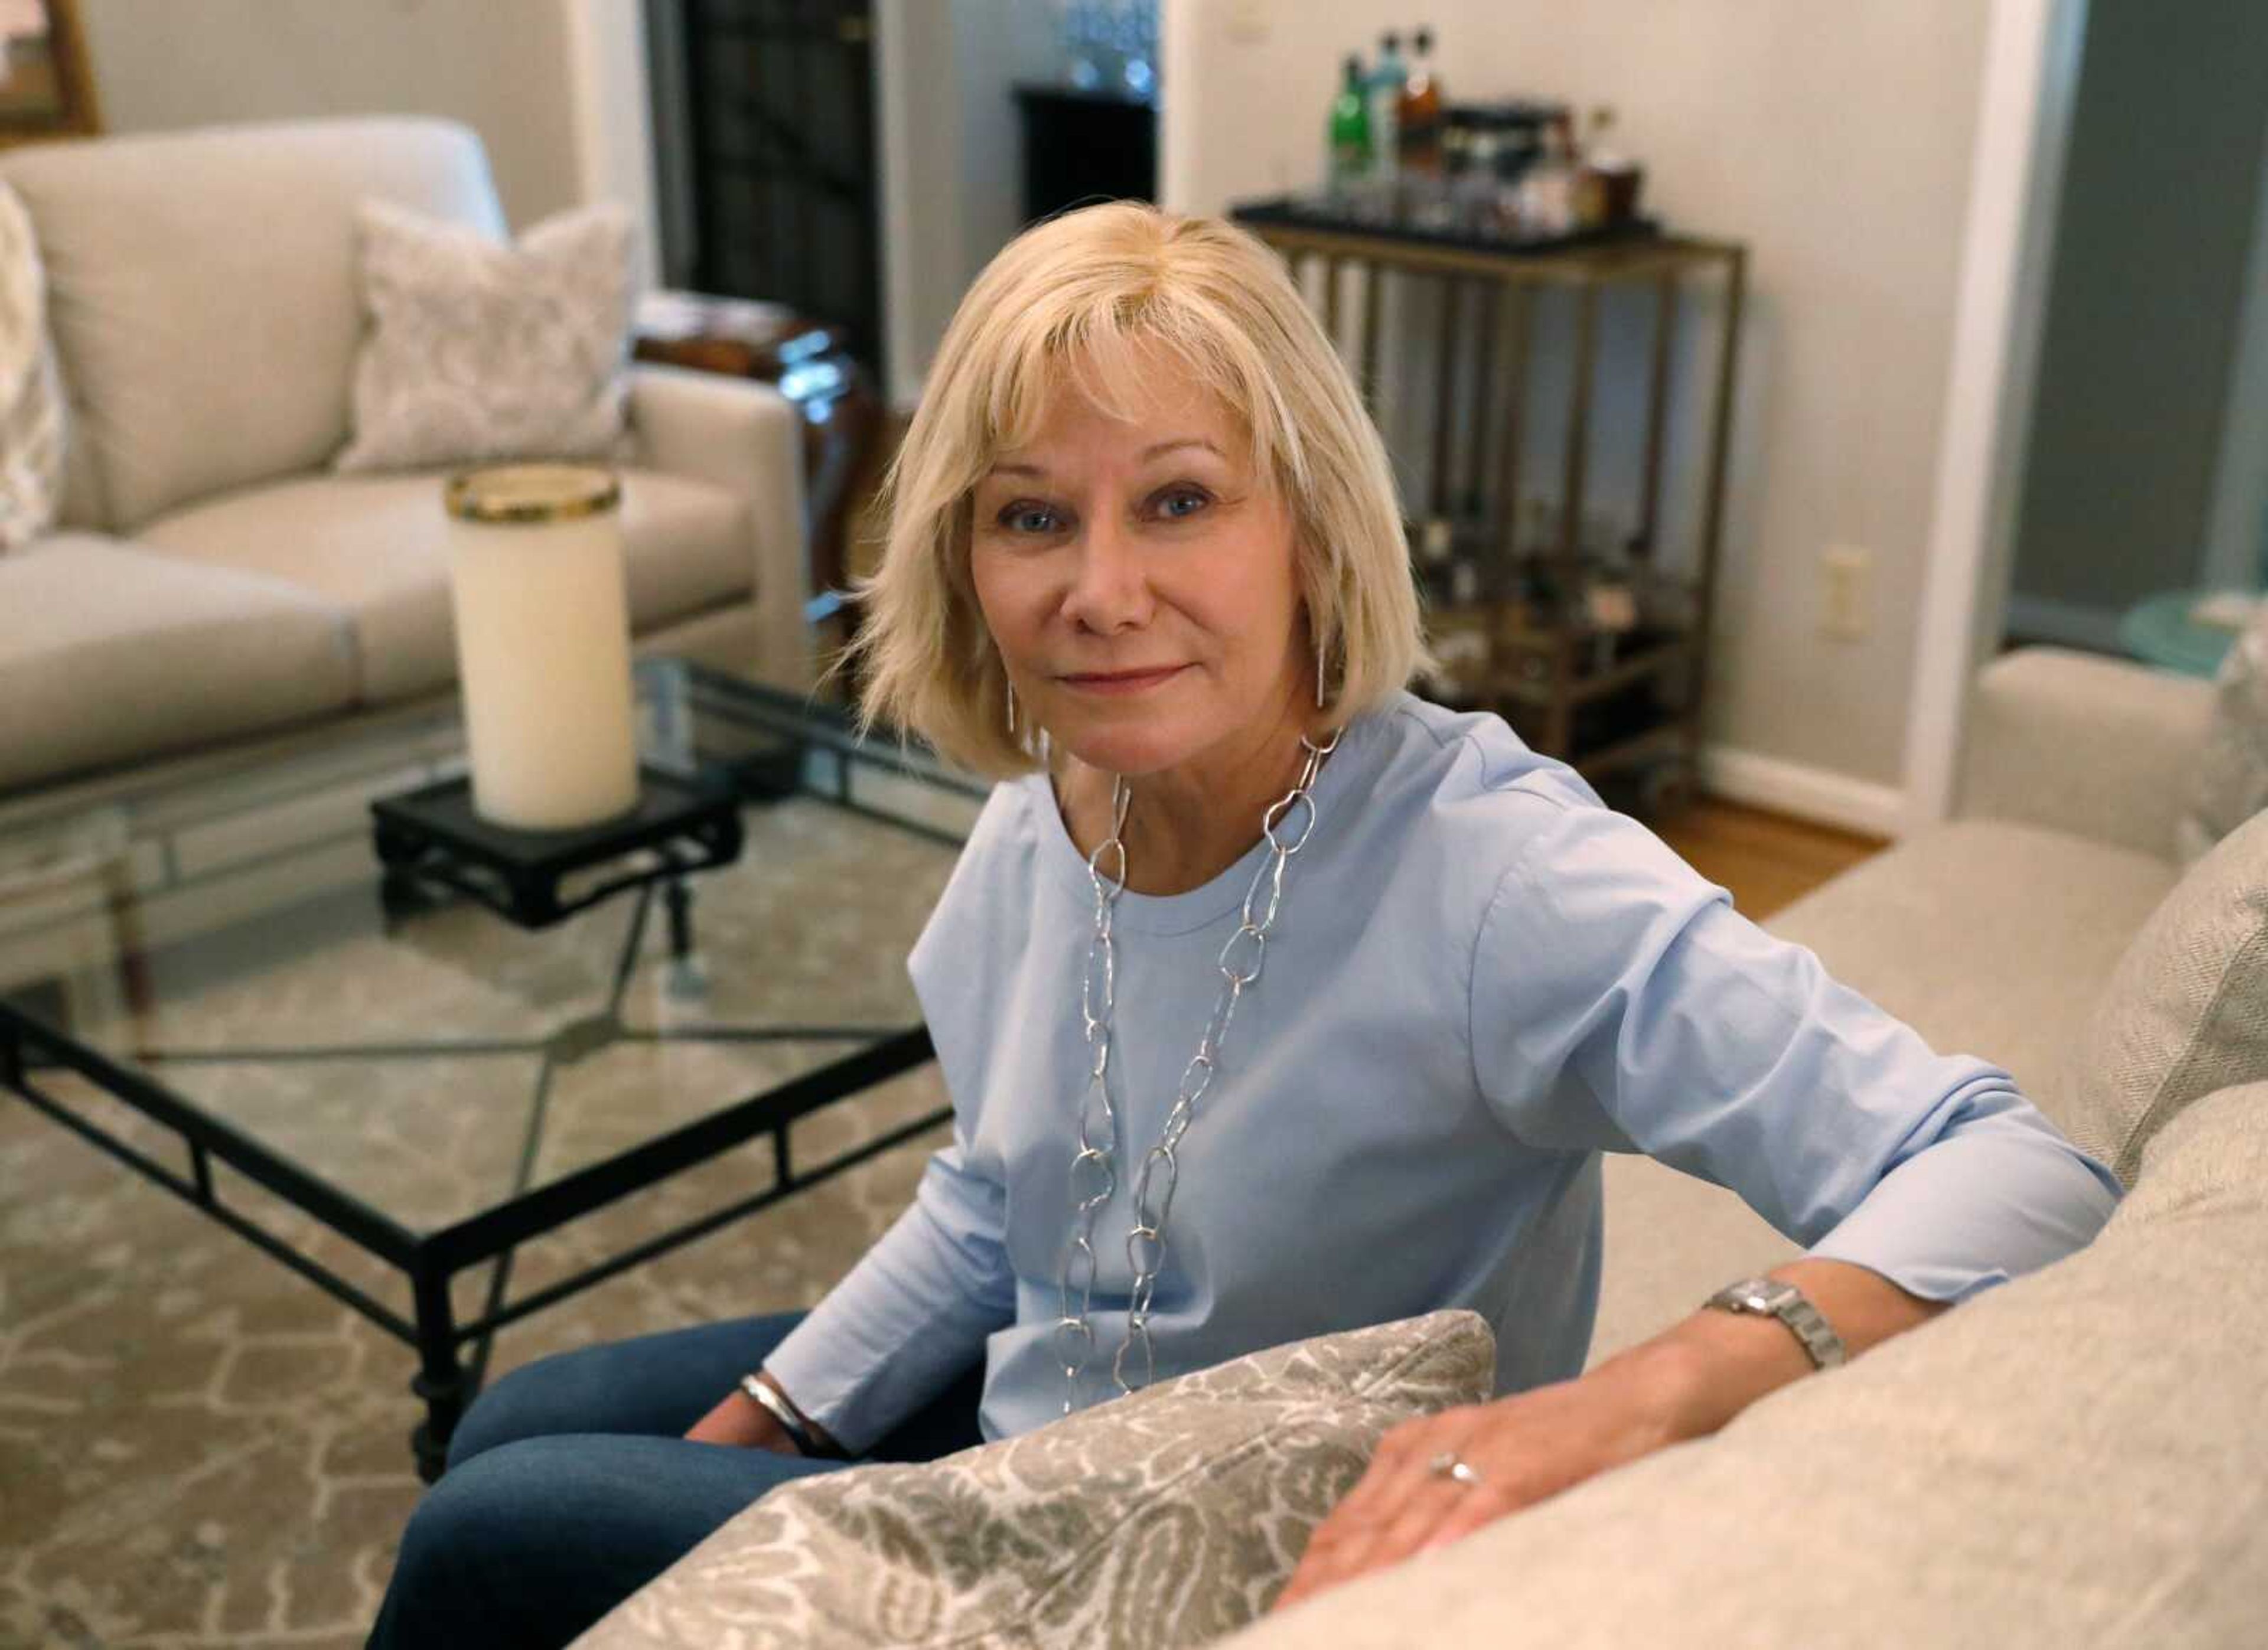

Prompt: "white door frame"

[875,0,931,414]
[561,0,663,293]
[1901,0,2090,831]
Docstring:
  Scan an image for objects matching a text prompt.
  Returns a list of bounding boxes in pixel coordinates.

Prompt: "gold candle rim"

[445,463,622,525]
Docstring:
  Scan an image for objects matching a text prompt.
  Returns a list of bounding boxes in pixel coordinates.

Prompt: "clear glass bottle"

[1516,113,1577,237]
[1449,116,1501,236]
[1368,31,1406,183]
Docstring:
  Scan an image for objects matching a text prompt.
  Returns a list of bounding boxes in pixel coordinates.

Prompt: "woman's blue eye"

[995,487,1207,534]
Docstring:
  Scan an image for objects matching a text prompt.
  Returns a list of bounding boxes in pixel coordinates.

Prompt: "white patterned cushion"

[334,198,635,474]
[2178,604,2268,866]
[576,1310,1496,1650]
[0,178,65,552]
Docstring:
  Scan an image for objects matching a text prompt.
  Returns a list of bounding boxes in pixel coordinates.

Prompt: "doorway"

[2000,1,2268,658]
[647,0,888,383]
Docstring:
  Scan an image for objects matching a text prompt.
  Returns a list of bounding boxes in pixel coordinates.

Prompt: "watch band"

[738,1371,845,1458]
[1702,1275,1849,1371]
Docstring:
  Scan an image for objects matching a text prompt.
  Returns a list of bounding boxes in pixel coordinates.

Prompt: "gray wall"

[878,0,963,410]
[879,0,1065,410]
[79,0,585,233]
[2008,0,2268,640]
[953,0,1062,287]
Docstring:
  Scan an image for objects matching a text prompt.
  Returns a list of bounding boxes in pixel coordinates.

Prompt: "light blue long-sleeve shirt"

[765,690,2123,1450]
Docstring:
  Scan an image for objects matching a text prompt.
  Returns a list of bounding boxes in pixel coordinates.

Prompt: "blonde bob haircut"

[843,200,1433,778]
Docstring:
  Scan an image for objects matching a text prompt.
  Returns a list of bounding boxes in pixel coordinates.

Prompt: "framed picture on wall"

[0,0,97,146]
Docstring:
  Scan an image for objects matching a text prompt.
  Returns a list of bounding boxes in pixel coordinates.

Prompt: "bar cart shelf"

[1230,201,1746,819]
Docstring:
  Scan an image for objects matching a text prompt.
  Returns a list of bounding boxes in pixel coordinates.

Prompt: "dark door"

[654,0,885,382]
[1014,87,1158,226]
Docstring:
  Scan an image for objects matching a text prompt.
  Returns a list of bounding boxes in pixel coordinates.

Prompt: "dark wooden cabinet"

[1013,84,1158,224]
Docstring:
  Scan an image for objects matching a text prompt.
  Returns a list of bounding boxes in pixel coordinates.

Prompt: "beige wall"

[78,0,586,233]
[1166,0,1993,795]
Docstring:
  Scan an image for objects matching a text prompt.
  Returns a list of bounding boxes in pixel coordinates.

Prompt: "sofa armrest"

[627,362,813,691]
[1955,645,2214,860]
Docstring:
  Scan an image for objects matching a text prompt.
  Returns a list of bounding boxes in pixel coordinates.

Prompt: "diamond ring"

[1427,1448,1485,1488]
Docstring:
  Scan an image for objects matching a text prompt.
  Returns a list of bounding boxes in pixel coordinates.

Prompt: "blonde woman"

[369,203,2120,1648]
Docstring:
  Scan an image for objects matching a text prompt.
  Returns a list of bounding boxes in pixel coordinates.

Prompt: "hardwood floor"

[1652,798,1887,920]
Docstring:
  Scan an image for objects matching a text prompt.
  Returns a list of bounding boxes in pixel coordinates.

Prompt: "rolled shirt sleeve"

[1468,778,2123,1306]
[759,1129,1017,1454]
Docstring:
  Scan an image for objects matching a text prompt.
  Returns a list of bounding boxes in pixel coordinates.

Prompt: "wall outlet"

[1821,545,1872,641]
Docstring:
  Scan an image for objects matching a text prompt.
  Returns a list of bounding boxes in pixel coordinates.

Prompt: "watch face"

[1722,1279,1788,1314]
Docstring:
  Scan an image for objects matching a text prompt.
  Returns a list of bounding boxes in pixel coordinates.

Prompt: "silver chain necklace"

[1051,727,1341,1414]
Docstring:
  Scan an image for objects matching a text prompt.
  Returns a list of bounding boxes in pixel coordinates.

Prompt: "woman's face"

[968,351,1307,781]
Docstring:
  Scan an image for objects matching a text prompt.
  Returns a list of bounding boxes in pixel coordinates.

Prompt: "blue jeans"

[366,1310,985,1649]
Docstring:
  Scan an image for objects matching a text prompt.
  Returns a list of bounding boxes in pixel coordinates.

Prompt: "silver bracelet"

[738,1371,840,1458]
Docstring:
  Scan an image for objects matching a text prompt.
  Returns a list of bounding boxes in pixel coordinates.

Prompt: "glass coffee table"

[0,660,985,1479]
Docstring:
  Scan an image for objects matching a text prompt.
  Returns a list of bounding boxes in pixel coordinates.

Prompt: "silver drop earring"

[1006,678,1018,738]
[1315,635,1327,710]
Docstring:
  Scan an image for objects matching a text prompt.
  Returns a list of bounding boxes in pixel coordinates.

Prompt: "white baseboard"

[1697,745,1908,841]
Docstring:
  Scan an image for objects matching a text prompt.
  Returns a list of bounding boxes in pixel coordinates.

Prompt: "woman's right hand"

[683,1385,800,1451]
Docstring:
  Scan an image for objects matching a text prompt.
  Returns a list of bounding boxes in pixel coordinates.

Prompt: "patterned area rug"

[0,803,959,1648]
[0,1064,949,1649]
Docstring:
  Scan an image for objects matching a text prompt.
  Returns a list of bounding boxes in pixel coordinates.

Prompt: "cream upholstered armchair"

[0,116,809,795]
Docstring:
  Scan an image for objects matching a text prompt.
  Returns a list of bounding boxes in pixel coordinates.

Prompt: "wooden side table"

[631,291,884,620]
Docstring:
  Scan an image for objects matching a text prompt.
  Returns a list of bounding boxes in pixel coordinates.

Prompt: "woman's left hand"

[1270,1352,1692,1613]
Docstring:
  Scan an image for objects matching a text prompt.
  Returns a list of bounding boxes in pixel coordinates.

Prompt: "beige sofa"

[585,645,2268,1646]
[1226,644,2262,1645]
[1581,643,2210,1365]
[0,117,810,798]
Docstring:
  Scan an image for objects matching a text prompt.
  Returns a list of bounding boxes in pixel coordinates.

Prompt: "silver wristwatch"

[1702,1275,1848,1370]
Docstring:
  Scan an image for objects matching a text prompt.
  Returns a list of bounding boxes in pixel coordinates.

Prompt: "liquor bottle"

[1574,105,1644,227]
[1449,112,1505,236]
[1368,32,1406,182]
[1397,26,1443,177]
[1516,112,1578,237]
[1327,55,1373,196]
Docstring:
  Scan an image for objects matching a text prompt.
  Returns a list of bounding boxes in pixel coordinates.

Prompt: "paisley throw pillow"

[578,1310,1497,1650]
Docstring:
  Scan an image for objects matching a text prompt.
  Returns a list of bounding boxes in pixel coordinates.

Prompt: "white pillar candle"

[444,464,640,831]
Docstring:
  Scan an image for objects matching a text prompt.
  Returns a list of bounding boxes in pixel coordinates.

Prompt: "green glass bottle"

[1328,54,1371,193]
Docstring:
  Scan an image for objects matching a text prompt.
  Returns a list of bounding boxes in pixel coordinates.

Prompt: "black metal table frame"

[0,685,983,1482]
